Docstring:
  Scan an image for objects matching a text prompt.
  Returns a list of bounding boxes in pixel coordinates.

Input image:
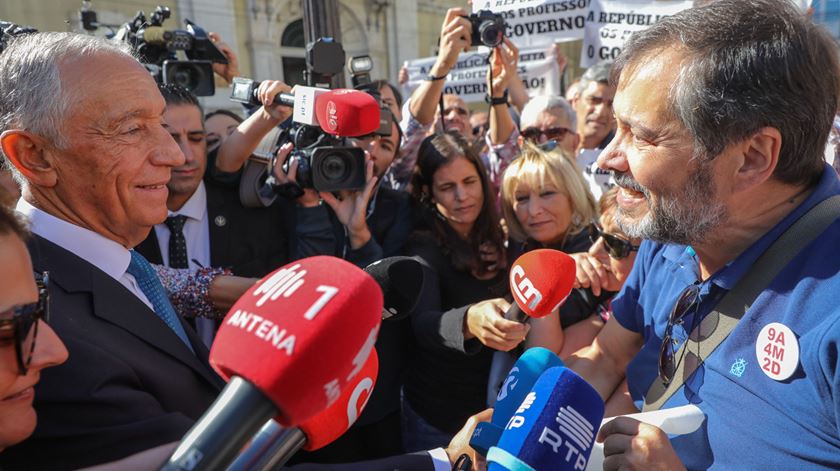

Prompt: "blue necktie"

[127,250,194,353]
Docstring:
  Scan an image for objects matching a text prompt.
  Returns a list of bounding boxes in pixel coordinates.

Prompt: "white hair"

[519,95,577,131]
[0,32,136,181]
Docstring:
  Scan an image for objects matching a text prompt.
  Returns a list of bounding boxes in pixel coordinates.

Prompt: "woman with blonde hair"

[502,140,598,258]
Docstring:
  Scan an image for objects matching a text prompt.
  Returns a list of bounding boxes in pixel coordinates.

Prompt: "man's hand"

[271,143,320,207]
[445,408,494,470]
[255,80,293,122]
[432,8,473,76]
[570,252,610,296]
[319,158,378,249]
[598,417,686,471]
[465,298,530,351]
[551,43,568,75]
[209,32,240,84]
[488,37,519,98]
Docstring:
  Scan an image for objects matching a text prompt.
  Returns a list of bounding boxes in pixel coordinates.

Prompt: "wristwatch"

[485,89,509,106]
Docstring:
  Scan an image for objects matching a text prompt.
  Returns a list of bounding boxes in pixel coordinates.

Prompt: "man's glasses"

[521,126,573,143]
[0,272,49,376]
[658,283,700,387]
[587,223,640,259]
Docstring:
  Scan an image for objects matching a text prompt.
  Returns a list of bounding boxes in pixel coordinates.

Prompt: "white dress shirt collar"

[16,198,132,282]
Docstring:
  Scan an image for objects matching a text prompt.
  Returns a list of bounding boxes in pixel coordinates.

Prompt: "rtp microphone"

[487,367,605,471]
[228,350,379,471]
[160,256,383,471]
[364,256,426,321]
[230,77,380,137]
[471,347,564,456]
[505,249,576,322]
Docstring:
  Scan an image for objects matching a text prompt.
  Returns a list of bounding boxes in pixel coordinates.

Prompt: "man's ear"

[733,126,781,193]
[0,130,58,187]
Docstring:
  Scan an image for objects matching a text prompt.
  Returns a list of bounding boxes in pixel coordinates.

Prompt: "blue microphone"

[487,367,604,471]
[471,348,563,456]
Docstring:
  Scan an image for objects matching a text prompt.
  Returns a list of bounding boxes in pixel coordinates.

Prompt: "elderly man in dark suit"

[0,32,224,469]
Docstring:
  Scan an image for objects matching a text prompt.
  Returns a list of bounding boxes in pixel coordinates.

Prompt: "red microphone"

[314,88,381,137]
[230,78,380,137]
[160,256,383,471]
[506,249,576,322]
[227,351,379,471]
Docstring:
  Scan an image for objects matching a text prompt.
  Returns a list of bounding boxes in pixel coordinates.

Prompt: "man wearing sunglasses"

[0,33,226,468]
[563,1,840,470]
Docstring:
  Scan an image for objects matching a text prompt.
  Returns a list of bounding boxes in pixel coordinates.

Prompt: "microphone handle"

[227,420,307,471]
[160,377,277,471]
[504,303,527,323]
[250,89,295,108]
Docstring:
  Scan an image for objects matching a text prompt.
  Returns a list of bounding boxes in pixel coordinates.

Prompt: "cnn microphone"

[160,256,383,471]
[487,367,605,471]
[505,249,576,322]
[471,348,563,456]
[364,256,425,321]
[487,249,576,407]
[228,350,379,471]
[230,77,380,136]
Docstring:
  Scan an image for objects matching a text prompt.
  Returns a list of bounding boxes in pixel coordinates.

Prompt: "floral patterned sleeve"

[153,264,232,319]
[483,125,522,192]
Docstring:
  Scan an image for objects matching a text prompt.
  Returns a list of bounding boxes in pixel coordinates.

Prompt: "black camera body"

[279,126,366,192]
[466,10,506,48]
[114,6,227,96]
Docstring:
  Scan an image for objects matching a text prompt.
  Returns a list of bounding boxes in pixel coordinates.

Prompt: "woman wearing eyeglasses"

[0,206,68,451]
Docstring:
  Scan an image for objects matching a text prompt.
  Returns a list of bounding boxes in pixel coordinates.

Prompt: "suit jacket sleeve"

[286,451,435,471]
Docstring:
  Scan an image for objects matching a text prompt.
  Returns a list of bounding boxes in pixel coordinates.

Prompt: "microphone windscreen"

[364,256,425,321]
[210,256,383,426]
[487,367,605,471]
[314,89,380,137]
[471,347,563,455]
[509,249,576,318]
[300,350,379,451]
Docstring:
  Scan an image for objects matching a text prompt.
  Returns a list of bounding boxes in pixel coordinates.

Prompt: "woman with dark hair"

[401,131,561,451]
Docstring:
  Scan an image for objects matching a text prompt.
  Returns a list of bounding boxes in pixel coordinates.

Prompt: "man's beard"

[611,162,726,246]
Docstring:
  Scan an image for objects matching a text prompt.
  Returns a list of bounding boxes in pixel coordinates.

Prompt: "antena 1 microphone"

[471,347,563,456]
[506,249,576,322]
[487,367,605,471]
[227,350,379,471]
[160,256,383,471]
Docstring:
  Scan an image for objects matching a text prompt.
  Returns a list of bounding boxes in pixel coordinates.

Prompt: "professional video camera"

[232,38,393,198]
[112,5,228,96]
[465,10,506,48]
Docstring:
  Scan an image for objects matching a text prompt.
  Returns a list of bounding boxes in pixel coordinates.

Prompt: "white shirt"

[153,181,211,270]
[16,198,154,310]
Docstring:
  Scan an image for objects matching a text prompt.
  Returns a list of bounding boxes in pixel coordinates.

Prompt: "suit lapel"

[30,236,223,389]
[206,185,231,268]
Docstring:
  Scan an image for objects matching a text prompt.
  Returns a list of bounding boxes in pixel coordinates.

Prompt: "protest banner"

[580,0,692,68]
[403,45,561,104]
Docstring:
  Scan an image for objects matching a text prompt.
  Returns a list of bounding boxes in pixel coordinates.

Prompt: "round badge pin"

[755,322,799,381]
[214,215,227,227]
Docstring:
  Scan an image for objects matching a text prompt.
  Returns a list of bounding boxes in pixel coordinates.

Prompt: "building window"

[281,19,306,86]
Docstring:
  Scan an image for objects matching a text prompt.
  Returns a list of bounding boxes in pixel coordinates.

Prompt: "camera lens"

[479,21,503,47]
[319,153,350,183]
[172,66,200,91]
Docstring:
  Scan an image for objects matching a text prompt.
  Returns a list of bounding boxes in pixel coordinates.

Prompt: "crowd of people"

[1,0,840,469]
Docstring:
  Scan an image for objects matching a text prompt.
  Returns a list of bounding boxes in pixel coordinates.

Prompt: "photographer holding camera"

[386,8,527,193]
